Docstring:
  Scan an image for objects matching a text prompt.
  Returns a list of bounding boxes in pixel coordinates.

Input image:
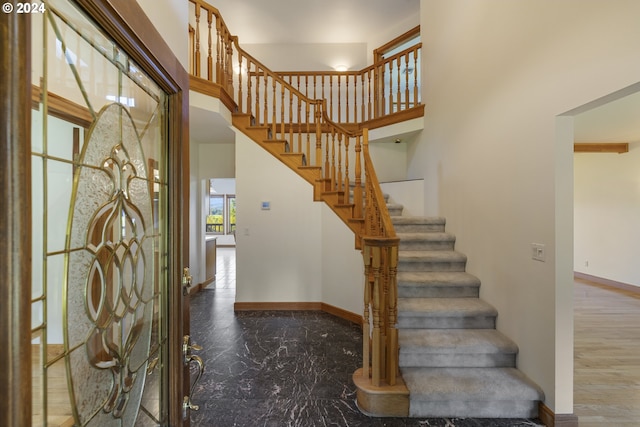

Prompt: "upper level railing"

[188,0,402,388]
[188,1,421,127]
[277,43,421,126]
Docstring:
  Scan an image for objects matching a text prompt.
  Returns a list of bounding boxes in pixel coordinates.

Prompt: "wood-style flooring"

[573,278,640,426]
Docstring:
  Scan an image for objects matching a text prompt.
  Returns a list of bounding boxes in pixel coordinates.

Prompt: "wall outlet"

[531,243,545,262]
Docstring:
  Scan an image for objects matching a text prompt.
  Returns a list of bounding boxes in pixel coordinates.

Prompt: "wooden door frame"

[0,7,33,427]
[0,1,190,425]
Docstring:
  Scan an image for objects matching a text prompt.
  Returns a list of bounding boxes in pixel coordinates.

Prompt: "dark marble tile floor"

[189,251,544,426]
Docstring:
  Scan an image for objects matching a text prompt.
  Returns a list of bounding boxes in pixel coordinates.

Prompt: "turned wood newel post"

[0,5,32,426]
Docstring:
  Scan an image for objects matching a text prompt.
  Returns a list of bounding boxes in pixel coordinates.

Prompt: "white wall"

[418,0,640,414]
[365,13,421,64]
[199,143,235,179]
[235,131,323,302]
[136,0,189,69]
[242,43,368,71]
[234,129,363,313]
[380,180,425,217]
[574,143,640,287]
[320,205,364,315]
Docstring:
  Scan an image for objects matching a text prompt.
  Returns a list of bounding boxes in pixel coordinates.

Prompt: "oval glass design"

[65,103,155,426]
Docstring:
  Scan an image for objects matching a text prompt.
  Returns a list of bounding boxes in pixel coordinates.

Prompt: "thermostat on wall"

[261,201,270,210]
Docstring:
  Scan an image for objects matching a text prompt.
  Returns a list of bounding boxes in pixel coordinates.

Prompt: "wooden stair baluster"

[388,61,394,115]
[263,69,268,133]
[238,55,243,112]
[315,102,322,170]
[346,74,350,123]
[337,133,343,193]
[194,4,201,78]
[271,75,276,139]
[280,84,285,140]
[255,67,260,125]
[306,102,311,165]
[344,136,350,203]
[246,59,252,117]
[329,75,334,123]
[338,74,342,123]
[404,54,410,110]
[288,88,293,145]
[330,130,336,189]
[354,134,363,219]
[414,48,419,107]
[207,9,213,81]
[396,57,401,112]
[297,96,302,153]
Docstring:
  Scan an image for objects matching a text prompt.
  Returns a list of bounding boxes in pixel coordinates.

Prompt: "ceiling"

[209,0,420,44]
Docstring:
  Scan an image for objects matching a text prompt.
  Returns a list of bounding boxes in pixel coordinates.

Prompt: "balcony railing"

[277,43,421,126]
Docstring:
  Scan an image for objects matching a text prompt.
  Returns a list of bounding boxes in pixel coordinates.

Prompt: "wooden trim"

[234,302,323,311]
[0,9,32,427]
[538,402,579,427]
[361,104,425,131]
[233,302,363,326]
[374,25,421,60]
[573,142,629,153]
[574,272,640,296]
[321,303,363,326]
[31,86,93,129]
[189,75,237,112]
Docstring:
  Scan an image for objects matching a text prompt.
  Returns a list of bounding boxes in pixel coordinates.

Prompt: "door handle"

[182,335,204,419]
[182,267,193,295]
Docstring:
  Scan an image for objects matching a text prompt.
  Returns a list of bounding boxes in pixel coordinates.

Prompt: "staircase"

[230,113,545,419]
[188,1,544,419]
[391,205,544,418]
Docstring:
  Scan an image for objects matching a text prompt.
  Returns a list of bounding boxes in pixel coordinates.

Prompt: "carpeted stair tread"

[398,250,467,263]
[397,231,455,241]
[392,216,445,225]
[399,329,518,368]
[387,203,404,215]
[386,203,404,210]
[398,250,467,272]
[397,298,496,328]
[398,297,497,317]
[392,217,446,233]
[398,271,480,298]
[397,271,480,287]
[397,232,456,251]
[399,329,518,355]
[402,367,544,418]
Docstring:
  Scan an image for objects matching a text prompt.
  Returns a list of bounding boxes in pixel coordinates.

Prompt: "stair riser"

[398,285,479,298]
[394,224,445,233]
[399,241,455,251]
[388,207,403,216]
[397,316,496,329]
[398,260,466,272]
[399,353,516,369]
[408,400,539,419]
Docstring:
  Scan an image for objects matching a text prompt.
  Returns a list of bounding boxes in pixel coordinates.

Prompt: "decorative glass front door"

[30,1,177,425]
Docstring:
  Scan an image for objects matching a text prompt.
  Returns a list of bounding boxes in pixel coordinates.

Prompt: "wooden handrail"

[188,0,400,390]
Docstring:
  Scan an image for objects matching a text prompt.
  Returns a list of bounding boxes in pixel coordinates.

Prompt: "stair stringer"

[231,113,365,245]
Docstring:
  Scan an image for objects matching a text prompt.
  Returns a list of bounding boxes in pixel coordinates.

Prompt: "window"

[207,188,236,235]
